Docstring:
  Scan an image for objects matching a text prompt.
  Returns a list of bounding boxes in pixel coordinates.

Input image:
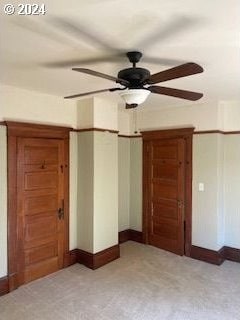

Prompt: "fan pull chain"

[133,109,138,134]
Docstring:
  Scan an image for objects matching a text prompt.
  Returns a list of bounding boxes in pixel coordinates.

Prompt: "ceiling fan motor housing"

[118,67,150,88]
[126,51,143,64]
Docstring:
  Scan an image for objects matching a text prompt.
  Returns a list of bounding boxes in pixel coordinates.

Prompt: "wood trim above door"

[141,127,194,140]
[72,127,119,134]
[142,127,194,257]
[6,121,70,291]
[6,121,71,139]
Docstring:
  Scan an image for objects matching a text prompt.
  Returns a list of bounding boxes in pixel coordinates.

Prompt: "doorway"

[142,128,193,256]
[7,122,70,291]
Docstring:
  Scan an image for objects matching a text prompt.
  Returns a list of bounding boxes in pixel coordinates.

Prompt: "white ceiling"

[0,0,240,110]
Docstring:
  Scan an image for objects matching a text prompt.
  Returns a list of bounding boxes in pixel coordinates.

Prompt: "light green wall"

[93,131,118,253]
[0,126,7,277]
[77,131,94,252]
[217,134,224,247]
[69,131,78,250]
[130,138,142,231]
[118,138,130,232]
[76,132,240,251]
[224,135,240,248]
[118,137,142,232]
[77,131,118,254]
[192,134,224,250]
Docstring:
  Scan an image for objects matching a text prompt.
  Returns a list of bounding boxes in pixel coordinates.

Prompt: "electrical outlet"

[199,183,204,191]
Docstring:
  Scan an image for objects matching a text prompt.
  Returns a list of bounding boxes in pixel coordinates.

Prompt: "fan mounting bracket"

[126,51,142,65]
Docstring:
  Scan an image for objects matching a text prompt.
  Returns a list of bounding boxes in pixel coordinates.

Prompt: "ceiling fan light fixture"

[119,88,150,105]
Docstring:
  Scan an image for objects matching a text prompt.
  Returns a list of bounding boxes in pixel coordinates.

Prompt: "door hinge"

[177,199,184,209]
[60,165,64,173]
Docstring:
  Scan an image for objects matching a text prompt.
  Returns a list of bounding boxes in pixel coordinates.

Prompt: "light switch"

[198,183,204,191]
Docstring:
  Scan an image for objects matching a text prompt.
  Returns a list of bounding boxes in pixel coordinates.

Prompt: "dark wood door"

[145,138,185,255]
[17,138,65,283]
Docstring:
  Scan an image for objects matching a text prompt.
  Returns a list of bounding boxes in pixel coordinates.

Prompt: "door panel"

[24,195,58,215]
[152,223,178,240]
[153,163,178,180]
[152,200,178,220]
[24,172,58,189]
[24,146,59,164]
[17,138,65,284]
[146,138,185,255]
[152,181,177,199]
[152,145,177,159]
[25,242,58,266]
[25,214,57,240]
[24,257,59,283]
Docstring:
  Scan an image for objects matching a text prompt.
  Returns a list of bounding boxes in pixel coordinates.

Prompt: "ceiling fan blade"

[43,54,183,69]
[148,86,203,101]
[142,56,187,67]
[72,68,129,86]
[147,63,203,84]
[135,16,197,50]
[13,17,77,48]
[43,53,125,68]
[49,17,120,52]
[64,88,118,99]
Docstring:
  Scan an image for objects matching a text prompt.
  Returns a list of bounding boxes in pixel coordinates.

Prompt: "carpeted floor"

[0,241,240,320]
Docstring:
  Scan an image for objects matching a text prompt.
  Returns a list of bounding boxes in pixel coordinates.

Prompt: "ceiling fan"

[64,51,204,109]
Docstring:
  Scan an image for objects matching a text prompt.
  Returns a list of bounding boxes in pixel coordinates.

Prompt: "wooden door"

[144,137,186,255]
[17,138,65,283]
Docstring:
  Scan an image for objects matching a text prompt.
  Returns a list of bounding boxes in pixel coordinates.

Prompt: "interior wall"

[0,84,77,127]
[224,134,240,248]
[219,101,240,131]
[192,134,224,250]
[76,99,119,253]
[130,138,142,231]
[93,131,118,253]
[133,101,219,133]
[93,98,118,131]
[118,136,143,233]
[77,131,119,253]
[118,137,130,232]
[118,110,131,135]
[69,131,78,250]
[217,134,225,247]
[0,126,7,278]
[76,98,94,129]
[77,131,94,253]
[76,97,120,132]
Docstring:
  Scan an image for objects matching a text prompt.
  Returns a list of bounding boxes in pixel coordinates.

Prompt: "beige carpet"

[0,241,240,320]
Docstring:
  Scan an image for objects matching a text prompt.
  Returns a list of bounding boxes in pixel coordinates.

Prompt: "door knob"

[58,199,64,219]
